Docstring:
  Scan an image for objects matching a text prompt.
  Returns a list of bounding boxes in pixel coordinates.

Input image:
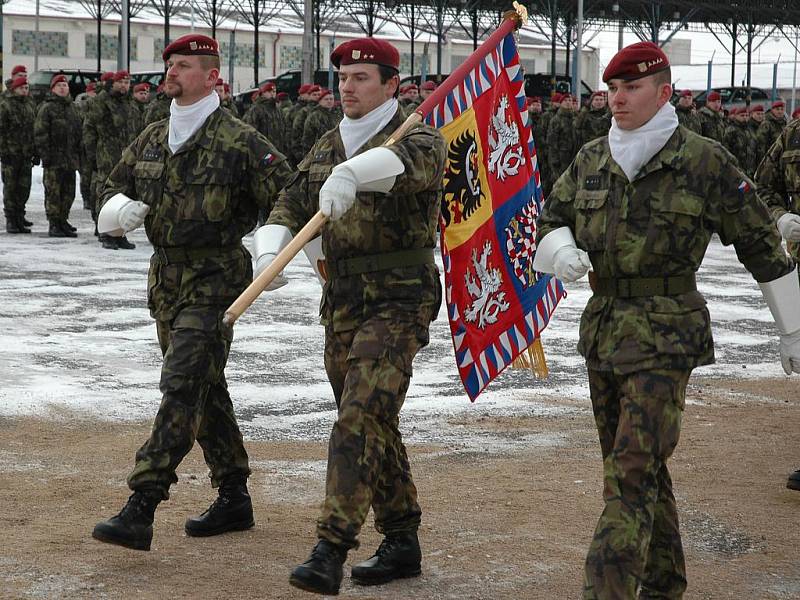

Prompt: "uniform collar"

[161,107,223,155]
[599,126,684,179]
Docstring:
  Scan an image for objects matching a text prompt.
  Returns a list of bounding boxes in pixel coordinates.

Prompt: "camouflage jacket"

[267,108,446,334]
[221,98,240,118]
[101,107,291,321]
[243,97,287,153]
[301,105,339,155]
[675,105,701,134]
[547,108,578,181]
[537,125,792,374]
[757,112,787,157]
[575,107,611,148]
[698,106,724,142]
[0,93,36,160]
[34,94,82,170]
[83,90,141,175]
[291,102,317,160]
[145,93,171,127]
[722,120,755,176]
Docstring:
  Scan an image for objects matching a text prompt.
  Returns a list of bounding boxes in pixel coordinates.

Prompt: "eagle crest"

[441,130,484,227]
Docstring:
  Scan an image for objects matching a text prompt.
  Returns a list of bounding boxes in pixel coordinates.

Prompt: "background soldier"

[132,83,151,113]
[92,33,290,553]
[757,100,787,158]
[576,91,611,148]
[722,107,755,176]
[547,93,579,182]
[243,81,287,154]
[144,82,171,126]
[257,37,446,595]
[419,79,437,101]
[534,41,800,600]
[84,69,140,249]
[276,91,291,112]
[674,89,701,133]
[34,73,82,237]
[215,79,239,117]
[301,88,339,153]
[538,92,563,196]
[698,90,724,141]
[291,84,321,161]
[0,76,37,234]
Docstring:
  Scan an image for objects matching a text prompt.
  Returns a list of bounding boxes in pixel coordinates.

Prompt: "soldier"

[255,37,445,595]
[291,84,321,160]
[419,79,437,101]
[301,88,339,153]
[793,107,800,122]
[34,74,82,237]
[144,82,171,126]
[276,90,291,112]
[698,90,724,142]
[83,69,139,250]
[91,33,291,553]
[538,92,563,196]
[721,107,753,175]
[74,80,97,110]
[533,41,800,600]
[215,79,240,117]
[242,81,287,153]
[547,93,579,182]
[0,76,37,234]
[132,83,151,111]
[757,100,788,158]
[576,91,611,148]
[674,89,701,133]
[401,83,420,110]
[76,81,98,210]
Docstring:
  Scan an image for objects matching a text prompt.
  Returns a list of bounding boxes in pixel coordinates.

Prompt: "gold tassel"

[511,338,549,379]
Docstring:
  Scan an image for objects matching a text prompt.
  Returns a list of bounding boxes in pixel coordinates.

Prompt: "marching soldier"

[301,88,339,153]
[256,37,446,595]
[34,73,82,237]
[91,33,291,553]
[291,84,321,161]
[698,90,724,142]
[242,81,287,153]
[534,41,800,600]
[722,107,755,176]
[547,93,579,182]
[0,76,37,233]
[576,91,611,148]
[83,69,139,249]
[757,100,788,158]
[674,89,701,134]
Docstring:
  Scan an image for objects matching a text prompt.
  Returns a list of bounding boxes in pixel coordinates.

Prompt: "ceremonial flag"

[415,13,566,401]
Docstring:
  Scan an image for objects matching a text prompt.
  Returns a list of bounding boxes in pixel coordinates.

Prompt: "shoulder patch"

[260,152,276,167]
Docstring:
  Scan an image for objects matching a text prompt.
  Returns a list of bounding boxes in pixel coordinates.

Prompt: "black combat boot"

[59,220,77,237]
[289,539,348,595]
[63,220,77,232]
[6,217,22,233]
[787,470,800,491]
[15,216,31,234]
[351,531,422,585]
[92,491,161,551]
[49,221,68,237]
[117,235,136,250]
[22,214,33,227]
[184,479,254,537]
[100,235,119,250]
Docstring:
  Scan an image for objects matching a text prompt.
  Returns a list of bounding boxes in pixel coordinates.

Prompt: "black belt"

[589,273,697,297]
[327,248,435,278]
[153,245,242,265]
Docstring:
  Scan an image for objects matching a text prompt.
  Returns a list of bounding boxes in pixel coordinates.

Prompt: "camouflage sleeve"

[388,126,447,192]
[83,106,99,169]
[33,104,50,164]
[706,143,793,282]
[242,105,257,128]
[99,137,140,208]
[244,131,293,215]
[266,150,318,235]
[755,128,791,223]
[0,104,10,157]
[535,151,579,243]
[301,112,318,157]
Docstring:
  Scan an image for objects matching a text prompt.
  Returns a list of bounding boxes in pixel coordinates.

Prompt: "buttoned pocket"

[646,193,704,256]
[133,161,164,206]
[574,189,609,251]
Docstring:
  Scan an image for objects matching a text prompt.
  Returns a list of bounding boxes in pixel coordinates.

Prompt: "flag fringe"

[511,338,549,379]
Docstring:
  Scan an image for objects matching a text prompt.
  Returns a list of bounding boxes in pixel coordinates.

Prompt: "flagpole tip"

[511,2,529,27]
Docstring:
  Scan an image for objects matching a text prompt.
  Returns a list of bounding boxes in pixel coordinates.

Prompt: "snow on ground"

[0,167,789,450]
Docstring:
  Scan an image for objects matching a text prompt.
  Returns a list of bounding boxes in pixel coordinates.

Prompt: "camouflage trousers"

[1,158,32,219]
[583,368,690,600]
[43,167,76,222]
[79,163,94,210]
[317,317,429,550]
[127,305,251,499]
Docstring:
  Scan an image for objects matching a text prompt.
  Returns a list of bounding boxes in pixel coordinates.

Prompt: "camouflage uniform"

[221,97,240,118]
[575,107,611,149]
[75,95,97,209]
[756,111,787,159]
[243,96,288,154]
[756,118,800,262]
[698,106,724,142]
[301,104,339,155]
[0,92,37,225]
[144,92,171,126]
[291,100,318,162]
[100,107,291,498]
[722,119,754,176]
[674,105,701,134]
[34,93,83,226]
[537,126,793,599]
[267,109,445,550]
[537,104,559,195]
[547,107,578,184]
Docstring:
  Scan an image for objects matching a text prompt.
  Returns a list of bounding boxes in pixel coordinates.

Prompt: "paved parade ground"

[1,171,799,598]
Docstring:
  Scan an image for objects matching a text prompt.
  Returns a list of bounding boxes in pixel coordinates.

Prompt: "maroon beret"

[113,70,130,82]
[308,84,321,93]
[162,34,219,61]
[728,107,739,116]
[551,92,563,103]
[772,100,785,109]
[406,83,418,91]
[260,82,275,93]
[420,80,437,91]
[11,65,27,77]
[750,104,764,113]
[50,74,67,89]
[603,41,670,83]
[86,82,96,92]
[223,83,230,93]
[330,37,400,71]
[298,84,312,94]
[276,91,289,101]
[707,91,721,102]
[793,108,800,119]
[100,71,115,82]
[10,76,28,90]
[215,77,224,86]
[133,82,150,92]
[679,89,692,98]
[318,88,333,99]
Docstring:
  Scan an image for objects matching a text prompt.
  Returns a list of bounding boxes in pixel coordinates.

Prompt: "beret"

[10,76,28,90]
[11,65,27,76]
[260,82,275,93]
[551,92,563,103]
[86,82,96,92]
[707,91,721,102]
[133,82,150,92]
[162,34,219,61]
[590,90,605,99]
[298,84,312,94]
[330,37,400,71]
[772,100,785,109]
[308,84,321,93]
[793,108,800,119]
[406,83,418,91]
[100,71,115,82]
[750,104,764,112]
[318,88,333,99]
[50,74,67,88]
[113,70,130,82]
[679,89,692,98]
[276,91,289,101]
[216,77,224,86]
[603,41,670,83]
[223,83,230,92]
[420,80,437,91]
[728,107,739,115]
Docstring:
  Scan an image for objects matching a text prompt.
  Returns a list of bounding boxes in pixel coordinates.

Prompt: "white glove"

[319,166,358,221]
[117,200,149,232]
[254,252,288,290]
[779,330,800,374]
[553,245,591,282]
[777,213,800,242]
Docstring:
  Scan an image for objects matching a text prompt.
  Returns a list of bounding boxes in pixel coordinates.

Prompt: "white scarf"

[339,98,399,159]
[608,102,679,181]
[168,91,220,154]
